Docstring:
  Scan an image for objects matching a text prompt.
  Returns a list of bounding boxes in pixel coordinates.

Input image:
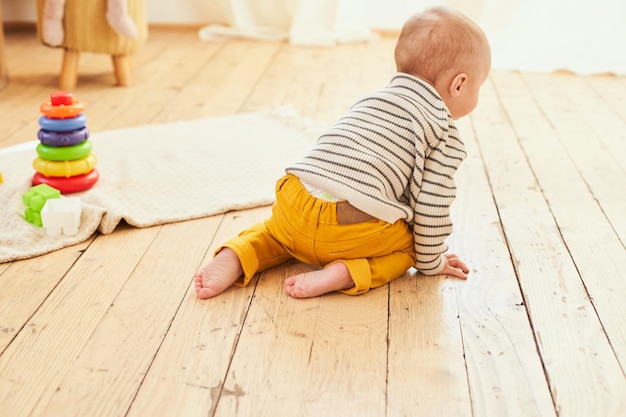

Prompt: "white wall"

[1,0,232,24]
[144,0,231,25]
[3,0,406,28]
[1,0,418,28]
[4,0,623,74]
[2,0,37,21]
[0,0,467,29]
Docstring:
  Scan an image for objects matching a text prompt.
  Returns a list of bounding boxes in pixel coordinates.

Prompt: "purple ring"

[38,127,90,147]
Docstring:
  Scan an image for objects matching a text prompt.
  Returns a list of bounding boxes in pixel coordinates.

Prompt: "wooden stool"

[36,0,147,89]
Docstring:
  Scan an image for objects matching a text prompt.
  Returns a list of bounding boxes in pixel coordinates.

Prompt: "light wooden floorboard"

[451,115,556,417]
[473,77,626,416]
[38,217,220,417]
[388,273,472,417]
[0,237,94,353]
[126,208,266,417]
[491,71,626,372]
[0,27,625,417]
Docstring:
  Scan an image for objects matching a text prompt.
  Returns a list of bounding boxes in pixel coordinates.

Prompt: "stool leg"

[0,5,9,90]
[60,49,79,90]
[111,54,131,86]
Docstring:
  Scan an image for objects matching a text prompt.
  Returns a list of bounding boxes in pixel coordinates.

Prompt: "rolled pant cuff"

[334,258,372,296]
[214,242,259,287]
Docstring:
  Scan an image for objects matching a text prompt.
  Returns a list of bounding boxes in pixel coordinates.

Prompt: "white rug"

[0,109,322,263]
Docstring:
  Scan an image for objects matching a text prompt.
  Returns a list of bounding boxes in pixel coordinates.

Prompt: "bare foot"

[284,262,354,298]
[194,248,243,299]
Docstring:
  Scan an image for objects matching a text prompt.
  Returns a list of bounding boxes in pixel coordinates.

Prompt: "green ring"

[36,140,93,161]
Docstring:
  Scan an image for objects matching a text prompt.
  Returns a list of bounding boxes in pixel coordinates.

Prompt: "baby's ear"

[449,73,468,98]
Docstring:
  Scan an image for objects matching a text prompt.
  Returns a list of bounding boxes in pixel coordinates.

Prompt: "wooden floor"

[0,26,625,417]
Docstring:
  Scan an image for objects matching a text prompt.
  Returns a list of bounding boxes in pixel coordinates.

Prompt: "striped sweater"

[286,73,466,275]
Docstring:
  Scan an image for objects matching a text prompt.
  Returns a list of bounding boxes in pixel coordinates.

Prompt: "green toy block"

[22,184,61,227]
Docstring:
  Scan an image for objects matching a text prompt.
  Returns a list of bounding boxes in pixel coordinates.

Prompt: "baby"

[195,6,491,299]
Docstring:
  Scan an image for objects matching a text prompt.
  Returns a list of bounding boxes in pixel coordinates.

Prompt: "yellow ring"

[40,99,85,119]
[33,154,97,178]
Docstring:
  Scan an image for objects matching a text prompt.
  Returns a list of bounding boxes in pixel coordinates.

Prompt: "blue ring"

[38,127,90,147]
[38,114,87,132]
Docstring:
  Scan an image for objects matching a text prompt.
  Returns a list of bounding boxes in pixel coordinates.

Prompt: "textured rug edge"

[0,108,322,263]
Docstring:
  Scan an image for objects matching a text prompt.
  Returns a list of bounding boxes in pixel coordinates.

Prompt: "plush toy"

[42,0,138,46]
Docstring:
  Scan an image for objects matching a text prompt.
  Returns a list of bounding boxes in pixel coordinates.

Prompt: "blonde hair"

[394,7,489,84]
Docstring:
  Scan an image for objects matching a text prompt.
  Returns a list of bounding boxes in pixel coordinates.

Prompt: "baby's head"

[394,7,491,119]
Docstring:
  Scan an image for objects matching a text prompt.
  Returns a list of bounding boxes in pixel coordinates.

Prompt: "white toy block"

[41,197,82,237]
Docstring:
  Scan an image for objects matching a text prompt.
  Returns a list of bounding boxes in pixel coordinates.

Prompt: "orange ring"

[40,99,85,119]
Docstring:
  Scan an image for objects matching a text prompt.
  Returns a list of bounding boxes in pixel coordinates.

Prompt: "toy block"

[41,197,81,236]
[22,184,61,226]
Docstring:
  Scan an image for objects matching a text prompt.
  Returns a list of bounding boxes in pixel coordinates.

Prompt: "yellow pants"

[218,174,415,295]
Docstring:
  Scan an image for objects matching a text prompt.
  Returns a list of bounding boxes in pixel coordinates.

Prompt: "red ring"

[32,169,99,194]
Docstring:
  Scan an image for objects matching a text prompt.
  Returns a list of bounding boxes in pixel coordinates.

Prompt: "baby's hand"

[442,253,469,279]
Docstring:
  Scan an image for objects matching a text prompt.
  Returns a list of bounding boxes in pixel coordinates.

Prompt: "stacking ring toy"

[32,169,99,194]
[40,100,84,119]
[38,127,89,147]
[39,114,87,132]
[33,154,97,177]
[36,140,92,161]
